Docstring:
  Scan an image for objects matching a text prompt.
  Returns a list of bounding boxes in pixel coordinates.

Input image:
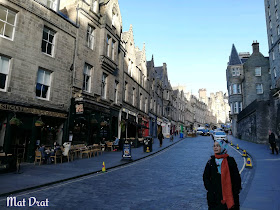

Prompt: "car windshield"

[215,132,225,135]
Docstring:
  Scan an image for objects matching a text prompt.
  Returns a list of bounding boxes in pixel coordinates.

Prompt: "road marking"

[0,140,183,201]
[229,145,246,174]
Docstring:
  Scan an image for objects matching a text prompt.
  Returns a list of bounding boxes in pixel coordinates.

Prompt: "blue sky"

[118,0,268,96]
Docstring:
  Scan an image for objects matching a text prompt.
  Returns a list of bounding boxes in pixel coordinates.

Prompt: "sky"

[118,0,269,96]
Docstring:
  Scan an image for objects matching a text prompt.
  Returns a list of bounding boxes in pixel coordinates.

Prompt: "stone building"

[0,0,77,161]
[60,0,125,144]
[226,42,271,143]
[264,0,280,136]
[121,25,150,140]
[190,95,207,128]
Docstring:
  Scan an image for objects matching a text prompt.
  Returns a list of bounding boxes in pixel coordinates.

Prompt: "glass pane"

[47,43,52,55]
[36,83,42,97]
[0,21,4,35]
[0,56,9,74]
[0,6,6,21]
[41,40,47,53]
[42,85,49,98]
[4,24,13,38]
[49,34,54,43]
[43,30,48,40]
[0,73,7,89]
[44,71,51,85]
[37,69,44,84]
[7,11,16,25]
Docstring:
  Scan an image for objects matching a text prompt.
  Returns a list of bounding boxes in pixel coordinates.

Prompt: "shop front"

[137,114,149,138]
[0,102,67,162]
[120,109,137,140]
[157,117,163,135]
[149,113,157,138]
[70,98,119,145]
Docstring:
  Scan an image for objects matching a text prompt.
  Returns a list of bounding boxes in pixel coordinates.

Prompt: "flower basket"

[9,117,22,126]
[35,120,44,127]
[100,121,108,126]
[91,119,98,124]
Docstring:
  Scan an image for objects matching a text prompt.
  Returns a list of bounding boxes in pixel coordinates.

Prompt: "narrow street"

[0,136,246,210]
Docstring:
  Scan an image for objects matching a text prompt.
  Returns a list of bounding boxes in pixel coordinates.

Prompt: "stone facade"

[0,0,77,160]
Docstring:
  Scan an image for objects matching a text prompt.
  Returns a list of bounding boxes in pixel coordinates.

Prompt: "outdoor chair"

[106,142,113,151]
[50,150,63,164]
[34,150,42,165]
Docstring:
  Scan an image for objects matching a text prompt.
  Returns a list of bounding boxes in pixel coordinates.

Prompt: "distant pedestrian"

[158,131,164,147]
[203,139,241,210]
[269,130,279,155]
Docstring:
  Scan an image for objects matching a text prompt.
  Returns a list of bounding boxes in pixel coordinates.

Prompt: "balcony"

[100,55,117,75]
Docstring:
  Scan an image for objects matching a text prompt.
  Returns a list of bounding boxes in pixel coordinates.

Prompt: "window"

[255,67,261,76]
[277,10,279,19]
[237,84,241,94]
[234,102,238,114]
[145,98,147,113]
[132,87,135,106]
[112,10,116,27]
[87,25,95,49]
[111,40,115,60]
[124,82,127,101]
[274,67,277,78]
[154,100,156,112]
[236,67,240,76]
[232,84,237,94]
[256,84,263,94]
[239,102,242,113]
[269,68,271,74]
[41,0,57,10]
[150,98,153,110]
[232,67,236,76]
[167,91,169,100]
[91,0,98,13]
[279,43,280,52]
[271,35,274,45]
[229,85,232,95]
[128,59,133,76]
[139,93,142,110]
[114,81,118,103]
[0,5,16,40]
[272,50,275,60]
[270,20,272,29]
[0,55,10,91]
[268,6,271,16]
[106,35,111,57]
[41,26,55,56]
[36,68,51,99]
[275,0,277,7]
[83,63,92,92]
[101,73,107,99]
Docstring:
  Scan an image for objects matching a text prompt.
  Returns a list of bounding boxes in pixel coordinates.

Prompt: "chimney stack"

[252,40,259,53]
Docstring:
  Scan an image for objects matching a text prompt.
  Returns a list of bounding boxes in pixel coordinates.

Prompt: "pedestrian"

[269,130,279,155]
[158,131,164,147]
[203,139,241,210]
[113,136,119,151]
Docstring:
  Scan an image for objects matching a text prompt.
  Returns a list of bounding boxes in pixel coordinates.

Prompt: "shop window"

[0,55,10,91]
[36,68,51,100]
[41,26,56,56]
[0,5,16,40]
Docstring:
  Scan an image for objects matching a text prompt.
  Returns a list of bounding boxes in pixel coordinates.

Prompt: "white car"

[213,131,228,142]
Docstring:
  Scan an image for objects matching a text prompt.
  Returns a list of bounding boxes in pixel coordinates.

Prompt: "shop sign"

[122,141,132,159]
[75,104,84,114]
[0,103,67,118]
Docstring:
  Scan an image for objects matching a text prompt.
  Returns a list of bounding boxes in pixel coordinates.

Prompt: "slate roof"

[228,44,242,65]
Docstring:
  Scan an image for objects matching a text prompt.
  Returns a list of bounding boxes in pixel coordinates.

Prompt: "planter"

[9,117,22,126]
[35,120,44,127]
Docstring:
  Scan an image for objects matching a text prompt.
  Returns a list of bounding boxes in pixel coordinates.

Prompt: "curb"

[0,138,185,197]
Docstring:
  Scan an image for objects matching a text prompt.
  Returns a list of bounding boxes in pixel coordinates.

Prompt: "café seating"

[50,150,63,164]
[81,146,91,158]
[91,145,102,156]
[106,142,113,151]
[34,150,43,165]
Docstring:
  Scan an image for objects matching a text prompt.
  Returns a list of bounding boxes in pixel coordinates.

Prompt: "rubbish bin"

[143,136,153,153]
[180,133,183,138]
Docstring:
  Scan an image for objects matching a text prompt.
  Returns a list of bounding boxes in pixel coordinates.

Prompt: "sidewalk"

[0,135,184,197]
[228,135,280,210]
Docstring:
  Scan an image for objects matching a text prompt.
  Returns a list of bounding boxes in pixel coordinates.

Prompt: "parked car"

[196,127,205,135]
[213,131,228,142]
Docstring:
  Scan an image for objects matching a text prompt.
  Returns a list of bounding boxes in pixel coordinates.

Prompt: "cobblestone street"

[0,136,245,210]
